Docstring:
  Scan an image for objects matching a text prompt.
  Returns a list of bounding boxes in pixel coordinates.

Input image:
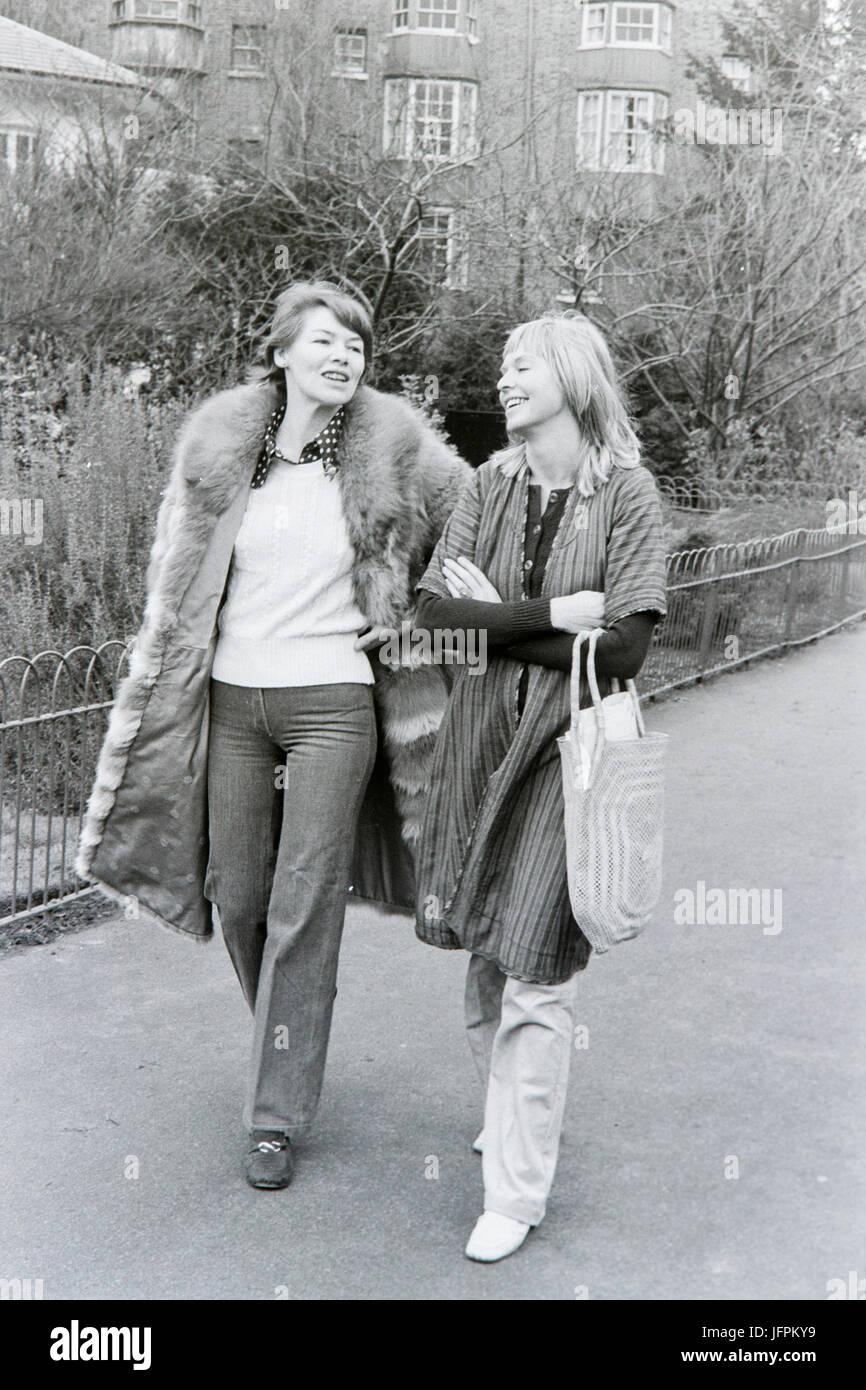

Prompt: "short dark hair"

[260,280,374,387]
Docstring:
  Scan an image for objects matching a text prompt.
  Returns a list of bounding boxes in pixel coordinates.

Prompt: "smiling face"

[273,305,366,407]
[497,348,570,435]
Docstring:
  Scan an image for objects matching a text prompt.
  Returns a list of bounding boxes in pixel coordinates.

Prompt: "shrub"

[0,360,186,660]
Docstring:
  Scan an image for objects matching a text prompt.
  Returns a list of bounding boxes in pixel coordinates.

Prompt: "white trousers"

[464,953,579,1227]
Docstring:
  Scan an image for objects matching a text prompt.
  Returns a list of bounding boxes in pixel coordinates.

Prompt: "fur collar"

[177,380,428,516]
[153,378,459,634]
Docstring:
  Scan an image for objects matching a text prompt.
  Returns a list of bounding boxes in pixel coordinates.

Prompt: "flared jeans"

[205,679,377,1135]
[465,953,580,1227]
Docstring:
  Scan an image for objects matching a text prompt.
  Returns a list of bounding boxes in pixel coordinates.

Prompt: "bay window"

[577,89,668,173]
[579,3,673,52]
[391,0,477,36]
[384,78,478,160]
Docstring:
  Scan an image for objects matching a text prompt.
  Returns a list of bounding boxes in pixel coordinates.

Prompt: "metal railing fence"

[2,527,865,929]
[656,474,851,512]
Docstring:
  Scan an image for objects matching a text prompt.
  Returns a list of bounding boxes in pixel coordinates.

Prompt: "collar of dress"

[250,402,347,488]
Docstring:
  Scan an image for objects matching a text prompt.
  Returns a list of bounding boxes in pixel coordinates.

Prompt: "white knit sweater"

[211,457,375,687]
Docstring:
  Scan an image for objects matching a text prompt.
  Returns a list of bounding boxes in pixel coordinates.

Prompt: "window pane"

[135,0,180,17]
[459,82,477,155]
[613,4,656,43]
[652,93,667,171]
[585,4,607,44]
[392,0,410,29]
[607,91,656,169]
[577,92,601,167]
[231,23,266,69]
[419,207,451,282]
[467,0,478,37]
[419,207,466,288]
[414,80,455,156]
[721,55,752,93]
[334,30,367,72]
[384,79,409,154]
[659,6,671,49]
[417,1,460,29]
[386,79,477,160]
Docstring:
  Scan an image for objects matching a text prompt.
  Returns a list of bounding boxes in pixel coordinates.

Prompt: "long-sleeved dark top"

[414,591,656,679]
[415,481,660,682]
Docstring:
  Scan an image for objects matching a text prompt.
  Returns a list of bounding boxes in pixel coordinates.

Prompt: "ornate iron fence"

[641,527,866,694]
[656,474,850,512]
[2,527,865,929]
[0,642,132,928]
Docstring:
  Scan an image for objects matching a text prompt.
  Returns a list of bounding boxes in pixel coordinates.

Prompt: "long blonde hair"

[494,312,641,497]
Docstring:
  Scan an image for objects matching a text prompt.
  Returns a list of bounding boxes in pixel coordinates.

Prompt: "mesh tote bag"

[558,628,668,954]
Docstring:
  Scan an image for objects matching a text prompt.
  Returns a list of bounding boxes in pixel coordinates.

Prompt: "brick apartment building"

[10,1,750,294]
[41,1,745,163]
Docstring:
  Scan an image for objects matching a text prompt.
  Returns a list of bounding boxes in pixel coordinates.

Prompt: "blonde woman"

[414,313,668,1261]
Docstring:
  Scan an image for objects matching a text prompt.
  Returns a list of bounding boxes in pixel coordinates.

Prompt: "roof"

[0,15,140,88]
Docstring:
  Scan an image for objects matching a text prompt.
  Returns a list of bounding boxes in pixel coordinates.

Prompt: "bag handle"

[570,628,646,742]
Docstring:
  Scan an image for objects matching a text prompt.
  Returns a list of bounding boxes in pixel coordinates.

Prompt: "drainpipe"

[516,0,535,302]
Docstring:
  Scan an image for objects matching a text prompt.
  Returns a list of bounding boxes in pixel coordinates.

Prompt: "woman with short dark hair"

[77,280,470,1190]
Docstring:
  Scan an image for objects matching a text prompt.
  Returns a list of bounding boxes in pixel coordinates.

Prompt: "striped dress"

[414,451,668,985]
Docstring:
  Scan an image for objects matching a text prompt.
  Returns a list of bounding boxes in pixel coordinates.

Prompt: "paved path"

[1,625,864,1300]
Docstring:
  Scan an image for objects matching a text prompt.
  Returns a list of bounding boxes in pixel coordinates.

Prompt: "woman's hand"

[354,625,392,652]
[442,556,502,602]
[550,590,605,633]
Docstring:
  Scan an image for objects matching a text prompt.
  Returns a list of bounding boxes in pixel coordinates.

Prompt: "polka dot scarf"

[250,402,347,488]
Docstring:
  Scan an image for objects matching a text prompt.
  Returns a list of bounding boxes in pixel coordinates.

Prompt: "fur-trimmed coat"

[75,379,472,940]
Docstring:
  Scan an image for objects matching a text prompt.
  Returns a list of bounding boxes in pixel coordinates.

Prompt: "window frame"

[418,205,468,290]
[721,54,753,95]
[229,22,267,74]
[577,88,668,174]
[132,0,180,17]
[580,3,608,48]
[333,28,368,78]
[384,77,478,161]
[579,3,673,53]
[0,127,37,173]
[391,0,477,38]
[415,0,461,33]
[112,1,203,20]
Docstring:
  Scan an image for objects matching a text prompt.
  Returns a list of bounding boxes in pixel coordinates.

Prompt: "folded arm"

[414,591,659,680]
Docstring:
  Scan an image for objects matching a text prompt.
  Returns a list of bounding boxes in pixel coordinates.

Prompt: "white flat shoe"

[472,1130,485,1154]
[465,1212,530,1262]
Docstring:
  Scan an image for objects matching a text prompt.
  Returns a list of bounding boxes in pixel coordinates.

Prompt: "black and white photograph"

[0,0,863,1346]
